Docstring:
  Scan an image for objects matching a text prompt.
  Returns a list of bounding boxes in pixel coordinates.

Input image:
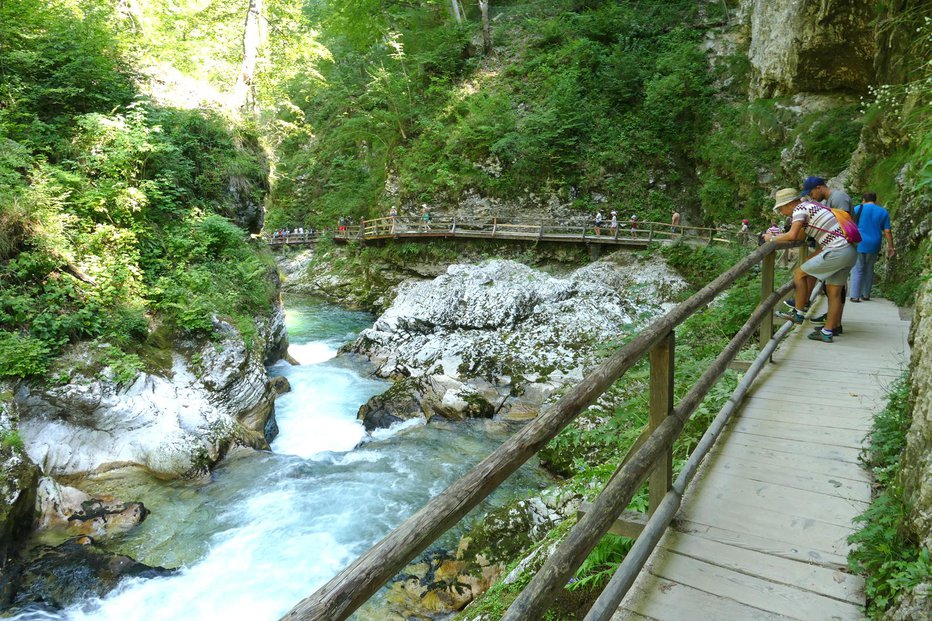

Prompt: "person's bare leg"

[824,284,843,331]
[794,267,809,311]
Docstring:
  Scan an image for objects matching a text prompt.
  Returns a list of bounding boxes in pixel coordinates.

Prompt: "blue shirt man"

[850,193,895,301]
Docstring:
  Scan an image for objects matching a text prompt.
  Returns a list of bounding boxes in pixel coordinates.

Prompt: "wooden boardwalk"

[616,297,911,620]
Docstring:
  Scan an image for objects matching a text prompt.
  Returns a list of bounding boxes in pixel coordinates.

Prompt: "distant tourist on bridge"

[768,187,857,343]
[610,211,618,234]
[739,219,750,245]
[421,204,432,231]
[594,210,604,235]
[389,206,398,234]
[849,192,894,302]
[671,210,680,235]
[629,214,638,238]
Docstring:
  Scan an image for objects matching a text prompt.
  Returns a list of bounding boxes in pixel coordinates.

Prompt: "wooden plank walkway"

[615,297,911,621]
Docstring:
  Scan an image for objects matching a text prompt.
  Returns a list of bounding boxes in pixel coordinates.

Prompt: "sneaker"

[783,298,810,312]
[776,310,805,325]
[810,313,827,326]
[850,297,861,303]
[808,329,833,343]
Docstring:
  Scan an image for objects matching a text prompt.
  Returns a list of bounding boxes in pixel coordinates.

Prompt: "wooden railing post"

[451,217,457,234]
[648,331,674,515]
[492,217,497,236]
[759,250,775,350]
[648,223,654,242]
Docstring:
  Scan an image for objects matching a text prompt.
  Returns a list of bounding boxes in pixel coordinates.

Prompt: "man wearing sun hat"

[764,187,857,343]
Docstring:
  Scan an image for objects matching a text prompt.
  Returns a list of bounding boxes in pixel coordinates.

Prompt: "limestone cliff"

[746,0,875,98]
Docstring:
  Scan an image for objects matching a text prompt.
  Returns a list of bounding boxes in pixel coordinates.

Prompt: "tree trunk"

[478,1,492,53]
[450,0,463,25]
[232,0,263,112]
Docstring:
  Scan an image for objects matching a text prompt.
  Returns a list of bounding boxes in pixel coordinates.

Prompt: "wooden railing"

[266,216,734,247]
[280,240,806,621]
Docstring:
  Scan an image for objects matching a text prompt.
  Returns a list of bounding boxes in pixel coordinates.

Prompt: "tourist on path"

[850,192,894,302]
[671,210,680,235]
[791,175,854,314]
[739,219,750,245]
[594,211,604,236]
[766,187,857,343]
[389,206,398,234]
[803,176,852,214]
[629,214,638,238]
[420,204,432,231]
[610,211,618,235]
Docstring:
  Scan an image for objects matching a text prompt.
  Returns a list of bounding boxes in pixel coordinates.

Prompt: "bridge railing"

[280,240,806,621]
[271,216,736,246]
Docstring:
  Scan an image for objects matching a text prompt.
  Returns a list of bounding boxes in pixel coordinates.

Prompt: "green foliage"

[0,331,50,378]
[848,372,931,618]
[100,346,143,387]
[0,0,277,378]
[567,534,633,591]
[1,429,25,452]
[790,105,863,177]
[268,0,714,227]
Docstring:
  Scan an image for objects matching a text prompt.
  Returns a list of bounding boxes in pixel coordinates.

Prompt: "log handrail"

[280,240,801,621]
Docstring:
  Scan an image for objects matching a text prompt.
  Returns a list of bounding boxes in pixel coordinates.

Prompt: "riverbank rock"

[12,318,278,480]
[1,399,40,565]
[350,255,684,427]
[35,477,148,540]
[0,536,174,613]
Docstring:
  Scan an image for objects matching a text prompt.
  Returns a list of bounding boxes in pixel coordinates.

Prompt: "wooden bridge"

[277,241,907,621]
[266,216,734,249]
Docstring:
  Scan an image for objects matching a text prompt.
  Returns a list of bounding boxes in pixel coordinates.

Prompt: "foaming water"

[9,296,549,621]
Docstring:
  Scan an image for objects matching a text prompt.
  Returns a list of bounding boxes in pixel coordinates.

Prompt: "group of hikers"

[271,227,311,240]
[766,176,894,343]
[593,210,641,237]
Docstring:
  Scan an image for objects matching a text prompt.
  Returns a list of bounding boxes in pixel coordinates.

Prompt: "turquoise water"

[13,296,549,620]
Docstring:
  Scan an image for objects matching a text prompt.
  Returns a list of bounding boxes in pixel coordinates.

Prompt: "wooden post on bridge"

[759,250,775,350]
[492,217,497,237]
[648,331,674,515]
[648,223,654,242]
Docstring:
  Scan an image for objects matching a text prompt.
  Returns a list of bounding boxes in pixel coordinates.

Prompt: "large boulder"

[34,477,148,541]
[12,319,278,480]
[0,536,173,613]
[349,256,685,428]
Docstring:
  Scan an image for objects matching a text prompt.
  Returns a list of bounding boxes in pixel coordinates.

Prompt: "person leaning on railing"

[766,187,857,343]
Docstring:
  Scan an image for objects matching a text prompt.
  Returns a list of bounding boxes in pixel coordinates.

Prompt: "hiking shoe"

[783,298,810,312]
[808,329,833,343]
[850,297,861,302]
[810,313,827,325]
[776,310,805,325]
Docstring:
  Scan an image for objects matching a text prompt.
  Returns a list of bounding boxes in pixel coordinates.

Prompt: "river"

[13,296,550,620]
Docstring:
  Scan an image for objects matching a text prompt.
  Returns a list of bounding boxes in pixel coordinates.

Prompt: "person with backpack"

[802,176,852,214]
[849,192,894,302]
[765,187,858,343]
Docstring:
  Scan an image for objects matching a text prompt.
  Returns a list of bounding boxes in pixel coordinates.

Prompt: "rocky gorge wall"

[0,301,289,607]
